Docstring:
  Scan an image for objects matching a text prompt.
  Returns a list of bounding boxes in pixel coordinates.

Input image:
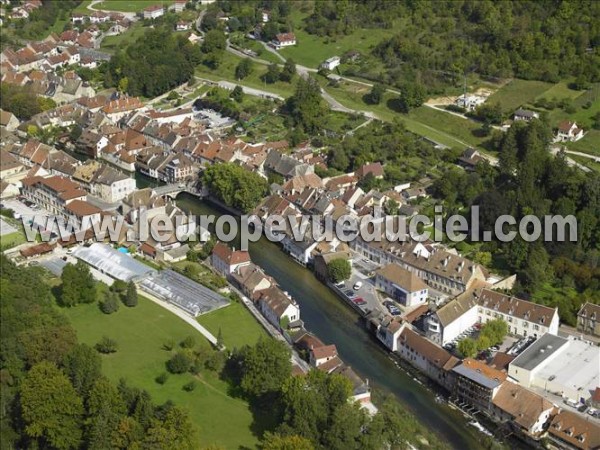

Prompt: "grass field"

[568,153,600,172]
[277,10,397,68]
[486,79,553,112]
[96,0,174,13]
[565,130,600,156]
[535,81,586,102]
[100,21,147,53]
[195,52,296,99]
[0,230,26,249]
[63,296,263,449]
[197,302,267,349]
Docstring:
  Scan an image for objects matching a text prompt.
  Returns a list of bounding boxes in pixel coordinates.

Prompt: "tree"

[143,405,196,450]
[384,199,399,215]
[235,58,253,80]
[327,258,352,283]
[395,82,426,113]
[167,352,192,374]
[202,163,268,212]
[366,83,385,105]
[280,59,296,82]
[20,361,84,450]
[457,338,477,358]
[202,29,226,53]
[95,336,118,354]
[124,281,138,307]
[263,63,281,84]
[180,336,196,349]
[263,432,314,450]
[155,372,169,384]
[100,291,120,315]
[480,318,508,345]
[284,76,327,134]
[239,338,291,399]
[60,261,96,307]
[85,377,127,450]
[230,85,244,103]
[63,344,102,397]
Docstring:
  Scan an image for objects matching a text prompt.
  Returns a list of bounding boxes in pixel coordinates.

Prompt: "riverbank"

[176,194,485,450]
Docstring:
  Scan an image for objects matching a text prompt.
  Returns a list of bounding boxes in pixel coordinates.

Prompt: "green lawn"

[197,301,268,350]
[535,81,586,102]
[96,0,174,13]
[62,296,262,449]
[568,153,600,172]
[565,130,600,156]
[195,52,296,99]
[486,79,553,112]
[100,21,147,53]
[277,10,398,68]
[0,230,26,249]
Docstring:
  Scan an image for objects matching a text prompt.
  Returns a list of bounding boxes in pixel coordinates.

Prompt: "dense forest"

[0,256,196,449]
[431,119,600,323]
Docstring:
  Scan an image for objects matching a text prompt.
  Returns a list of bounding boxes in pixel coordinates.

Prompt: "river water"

[177,194,484,449]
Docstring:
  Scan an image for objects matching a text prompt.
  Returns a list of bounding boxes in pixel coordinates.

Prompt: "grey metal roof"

[510,334,568,371]
[139,269,229,317]
[452,364,503,390]
[73,243,155,281]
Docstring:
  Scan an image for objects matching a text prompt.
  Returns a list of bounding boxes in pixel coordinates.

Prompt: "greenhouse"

[72,243,155,281]
[139,269,229,317]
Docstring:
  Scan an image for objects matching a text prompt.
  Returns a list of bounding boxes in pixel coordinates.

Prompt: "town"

[1,1,599,450]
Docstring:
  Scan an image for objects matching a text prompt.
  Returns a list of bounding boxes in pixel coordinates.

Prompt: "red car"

[352,297,367,306]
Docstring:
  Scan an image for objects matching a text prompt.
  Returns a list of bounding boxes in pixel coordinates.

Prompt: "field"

[486,79,553,112]
[195,52,296,99]
[277,10,397,68]
[197,301,267,349]
[100,21,147,53]
[569,153,600,172]
[535,81,586,102]
[63,296,264,449]
[565,130,600,156]
[96,0,174,13]
[0,230,26,249]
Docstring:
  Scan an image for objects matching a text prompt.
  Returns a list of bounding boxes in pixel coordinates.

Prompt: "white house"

[256,286,300,330]
[426,292,478,345]
[320,56,340,71]
[456,94,485,111]
[555,120,584,142]
[375,316,406,352]
[169,0,187,13]
[143,5,164,20]
[211,241,251,275]
[375,263,428,307]
[272,32,296,49]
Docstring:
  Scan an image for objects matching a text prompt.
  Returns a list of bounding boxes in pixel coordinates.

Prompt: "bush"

[156,372,169,384]
[99,292,120,314]
[95,336,117,354]
[167,352,192,374]
[183,381,197,392]
[163,339,176,351]
[181,336,196,349]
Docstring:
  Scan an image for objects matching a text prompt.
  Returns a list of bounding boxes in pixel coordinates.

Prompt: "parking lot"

[333,268,384,314]
[2,199,45,220]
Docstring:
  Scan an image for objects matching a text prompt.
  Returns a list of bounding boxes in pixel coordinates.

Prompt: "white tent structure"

[72,243,155,281]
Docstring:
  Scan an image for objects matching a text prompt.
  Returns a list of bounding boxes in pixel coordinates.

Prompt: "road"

[562,149,600,162]
[550,146,591,173]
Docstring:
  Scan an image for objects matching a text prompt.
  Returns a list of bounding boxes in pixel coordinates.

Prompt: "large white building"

[375,263,428,307]
[508,334,600,404]
[426,292,478,345]
[477,289,559,338]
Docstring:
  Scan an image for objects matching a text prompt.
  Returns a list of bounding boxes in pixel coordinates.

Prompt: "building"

[320,56,340,71]
[175,21,191,31]
[143,5,164,20]
[64,199,101,224]
[513,109,540,122]
[272,32,296,49]
[231,263,273,298]
[169,0,188,13]
[396,327,459,390]
[255,286,300,330]
[375,316,406,352]
[452,358,507,414]
[508,334,600,404]
[426,291,479,345]
[21,175,86,215]
[576,303,600,337]
[0,109,19,131]
[476,288,559,338]
[309,344,339,367]
[352,239,489,296]
[491,382,555,439]
[556,120,584,142]
[375,263,428,307]
[549,410,600,450]
[455,94,485,111]
[211,241,251,275]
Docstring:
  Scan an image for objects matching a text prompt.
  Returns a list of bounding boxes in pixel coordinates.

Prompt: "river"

[176,194,484,450]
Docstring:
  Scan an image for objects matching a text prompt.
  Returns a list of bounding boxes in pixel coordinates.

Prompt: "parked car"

[335,281,345,288]
[353,281,363,290]
[353,297,367,306]
[345,290,357,299]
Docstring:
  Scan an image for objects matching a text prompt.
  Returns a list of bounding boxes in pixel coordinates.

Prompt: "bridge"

[152,183,206,198]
